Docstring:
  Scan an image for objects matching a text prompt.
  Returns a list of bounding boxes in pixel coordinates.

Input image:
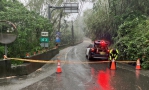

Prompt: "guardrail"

[0,60,11,77]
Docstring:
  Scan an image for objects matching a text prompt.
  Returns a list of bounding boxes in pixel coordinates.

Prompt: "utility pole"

[71,21,74,45]
[48,3,78,45]
[58,11,63,32]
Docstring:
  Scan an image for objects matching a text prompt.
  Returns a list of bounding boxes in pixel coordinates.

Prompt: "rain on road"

[1,38,149,90]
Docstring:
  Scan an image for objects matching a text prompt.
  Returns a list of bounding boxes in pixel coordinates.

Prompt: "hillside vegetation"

[83,0,149,69]
[0,0,81,60]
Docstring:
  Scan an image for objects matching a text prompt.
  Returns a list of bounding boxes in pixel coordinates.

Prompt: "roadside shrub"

[141,62,149,70]
[11,59,23,66]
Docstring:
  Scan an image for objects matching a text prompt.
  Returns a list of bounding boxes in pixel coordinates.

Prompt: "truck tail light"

[91,48,94,52]
[107,50,110,52]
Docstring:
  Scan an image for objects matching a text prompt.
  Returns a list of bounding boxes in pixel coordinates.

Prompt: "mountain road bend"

[0,38,149,90]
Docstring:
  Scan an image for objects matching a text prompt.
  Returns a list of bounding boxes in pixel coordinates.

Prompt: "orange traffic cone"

[56,60,62,73]
[3,55,7,60]
[136,59,141,70]
[110,59,116,70]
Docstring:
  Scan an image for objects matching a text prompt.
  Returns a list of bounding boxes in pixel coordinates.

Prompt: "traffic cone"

[110,59,116,70]
[56,60,62,73]
[3,55,7,60]
[136,59,141,70]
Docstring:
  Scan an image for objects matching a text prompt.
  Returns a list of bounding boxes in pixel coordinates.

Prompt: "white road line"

[74,47,93,87]
[78,82,89,86]
[74,47,87,66]
[65,47,73,61]
[64,46,93,87]
[74,48,80,60]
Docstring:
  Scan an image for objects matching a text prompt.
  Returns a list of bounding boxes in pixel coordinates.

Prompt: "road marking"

[56,50,67,59]
[75,47,93,87]
[64,47,73,63]
[74,48,80,61]
[78,82,89,86]
[74,47,88,66]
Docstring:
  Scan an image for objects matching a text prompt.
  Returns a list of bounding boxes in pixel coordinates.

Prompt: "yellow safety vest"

[109,49,119,60]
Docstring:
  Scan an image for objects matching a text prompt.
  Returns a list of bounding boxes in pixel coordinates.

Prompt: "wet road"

[1,38,149,90]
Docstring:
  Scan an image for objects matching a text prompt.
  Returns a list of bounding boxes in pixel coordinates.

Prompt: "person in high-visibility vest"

[109,49,119,68]
[109,49,119,60]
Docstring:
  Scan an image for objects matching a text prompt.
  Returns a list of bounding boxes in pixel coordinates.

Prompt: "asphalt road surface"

[0,38,149,90]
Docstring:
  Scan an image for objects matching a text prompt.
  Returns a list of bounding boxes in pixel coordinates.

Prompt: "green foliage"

[0,0,76,66]
[115,14,149,69]
[0,45,4,56]
[83,0,149,69]
[0,1,53,60]
[141,62,149,70]
[11,60,23,66]
[0,0,5,11]
[83,7,112,41]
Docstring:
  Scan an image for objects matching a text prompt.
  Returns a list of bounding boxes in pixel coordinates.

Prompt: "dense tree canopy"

[0,0,53,58]
[0,0,84,61]
[83,0,149,69]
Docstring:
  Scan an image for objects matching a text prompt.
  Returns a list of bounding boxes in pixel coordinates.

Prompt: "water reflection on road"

[86,63,115,90]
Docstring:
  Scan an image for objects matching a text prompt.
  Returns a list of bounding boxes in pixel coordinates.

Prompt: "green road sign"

[40,37,49,43]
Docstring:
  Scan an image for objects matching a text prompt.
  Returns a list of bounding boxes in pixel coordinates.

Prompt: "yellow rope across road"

[63,61,110,64]
[9,58,57,64]
[7,58,140,64]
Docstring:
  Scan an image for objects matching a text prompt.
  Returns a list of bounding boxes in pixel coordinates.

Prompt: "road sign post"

[48,3,79,20]
[40,32,49,48]
[40,37,49,43]
[64,3,79,13]
[56,37,61,43]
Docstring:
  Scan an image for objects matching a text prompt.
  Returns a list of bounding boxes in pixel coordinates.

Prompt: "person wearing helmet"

[109,49,119,68]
